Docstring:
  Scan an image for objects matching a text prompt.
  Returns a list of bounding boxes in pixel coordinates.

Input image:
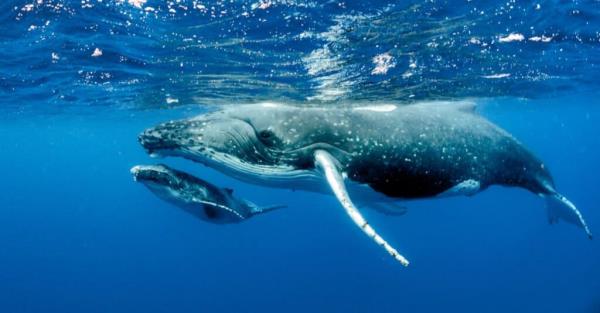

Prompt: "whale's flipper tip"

[314,149,410,266]
[545,193,592,238]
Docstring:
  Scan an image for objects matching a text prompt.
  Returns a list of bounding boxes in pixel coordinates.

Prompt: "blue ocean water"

[1,1,600,312]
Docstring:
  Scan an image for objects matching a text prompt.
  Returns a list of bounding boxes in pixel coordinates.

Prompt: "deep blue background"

[1,0,600,312]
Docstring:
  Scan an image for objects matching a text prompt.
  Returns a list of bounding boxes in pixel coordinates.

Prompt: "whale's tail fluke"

[545,193,592,239]
[255,204,287,214]
[243,200,286,216]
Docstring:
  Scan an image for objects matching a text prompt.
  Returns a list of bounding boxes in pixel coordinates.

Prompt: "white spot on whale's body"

[353,104,397,112]
[260,102,284,108]
[499,33,525,43]
[436,179,481,198]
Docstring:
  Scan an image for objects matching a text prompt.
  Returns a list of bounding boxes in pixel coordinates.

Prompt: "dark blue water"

[1,1,599,312]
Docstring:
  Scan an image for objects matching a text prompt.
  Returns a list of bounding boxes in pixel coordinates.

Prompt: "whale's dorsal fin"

[223,188,234,195]
[314,149,410,266]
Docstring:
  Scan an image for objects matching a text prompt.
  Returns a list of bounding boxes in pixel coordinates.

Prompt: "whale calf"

[138,101,591,265]
[131,164,283,224]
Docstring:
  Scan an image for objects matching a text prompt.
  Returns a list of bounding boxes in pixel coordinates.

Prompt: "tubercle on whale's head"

[139,115,274,164]
[137,105,319,182]
[130,164,182,189]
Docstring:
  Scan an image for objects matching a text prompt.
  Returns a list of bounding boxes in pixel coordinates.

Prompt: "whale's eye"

[259,130,273,139]
[258,129,277,146]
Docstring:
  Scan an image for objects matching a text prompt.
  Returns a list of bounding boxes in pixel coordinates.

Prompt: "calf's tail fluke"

[545,193,592,239]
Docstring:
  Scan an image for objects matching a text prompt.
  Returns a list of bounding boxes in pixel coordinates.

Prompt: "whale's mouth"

[137,132,182,158]
[137,116,323,189]
[130,164,180,187]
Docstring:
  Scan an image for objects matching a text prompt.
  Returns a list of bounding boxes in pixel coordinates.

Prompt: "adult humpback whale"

[139,101,592,266]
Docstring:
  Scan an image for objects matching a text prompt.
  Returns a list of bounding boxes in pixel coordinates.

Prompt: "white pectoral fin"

[195,199,246,220]
[545,193,592,239]
[314,150,410,266]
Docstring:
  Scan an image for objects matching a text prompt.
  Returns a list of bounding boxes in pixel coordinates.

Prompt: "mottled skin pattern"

[131,164,257,223]
[139,102,556,199]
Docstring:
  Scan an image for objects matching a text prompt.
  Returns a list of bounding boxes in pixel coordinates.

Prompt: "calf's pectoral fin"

[314,149,410,266]
[194,199,246,220]
[545,193,592,239]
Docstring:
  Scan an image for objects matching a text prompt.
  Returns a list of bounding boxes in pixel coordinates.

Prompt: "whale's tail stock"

[544,193,592,239]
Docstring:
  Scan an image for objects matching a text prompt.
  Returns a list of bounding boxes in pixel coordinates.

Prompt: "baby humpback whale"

[131,164,283,224]
[138,101,592,266]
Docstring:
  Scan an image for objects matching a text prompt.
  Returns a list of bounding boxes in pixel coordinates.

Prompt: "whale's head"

[138,103,335,186]
[131,164,254,223]
[130,164,190,198]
